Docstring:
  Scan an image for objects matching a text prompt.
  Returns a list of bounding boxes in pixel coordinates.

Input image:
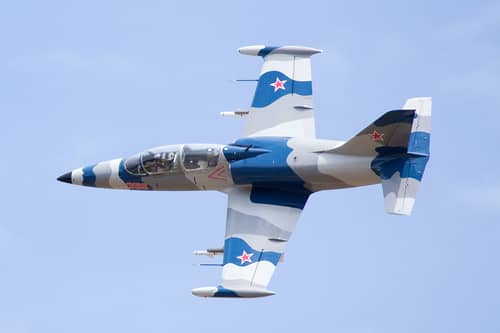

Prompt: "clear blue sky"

[1,1,499,332]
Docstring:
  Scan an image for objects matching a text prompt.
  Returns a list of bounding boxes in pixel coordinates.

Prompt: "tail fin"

[333,97,432,215]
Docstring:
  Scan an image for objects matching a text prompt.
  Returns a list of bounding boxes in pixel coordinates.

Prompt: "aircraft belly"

[317,153,380,187]
[288,151,352,191]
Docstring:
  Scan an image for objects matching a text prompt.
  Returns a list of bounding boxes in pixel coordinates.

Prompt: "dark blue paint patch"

[222,145,270,162]
[251,71,312,108]
[374,109,415,127]
[229,137,301,184]
[82,164,96,187]
[223,237,281,266]
[227,137,311,208]
[258,46,279,57]
[371,155,429,181]
[214,286,239,297]
[251,186,310,210]
[408,132,430,156]
[374,146,407,156]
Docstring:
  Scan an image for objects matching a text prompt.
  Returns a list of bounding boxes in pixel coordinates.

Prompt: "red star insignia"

[270,77,287,92]
[370,130,384,142]
[236,250,253,265]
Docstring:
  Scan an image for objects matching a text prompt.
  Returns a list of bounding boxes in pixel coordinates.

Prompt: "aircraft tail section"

[332,97,431,215]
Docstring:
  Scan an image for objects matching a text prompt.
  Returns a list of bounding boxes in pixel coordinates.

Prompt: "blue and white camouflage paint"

[58,45,432,298]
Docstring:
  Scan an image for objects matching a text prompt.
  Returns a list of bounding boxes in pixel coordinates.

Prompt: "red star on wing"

[270,77,287,92]
[236,250,254,265]
[370,130,384,142]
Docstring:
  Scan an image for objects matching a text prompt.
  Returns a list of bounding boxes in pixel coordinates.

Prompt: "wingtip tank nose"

[57,172,72,184]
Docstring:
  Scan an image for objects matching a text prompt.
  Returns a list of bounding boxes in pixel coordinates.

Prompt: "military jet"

[58,45,431,298]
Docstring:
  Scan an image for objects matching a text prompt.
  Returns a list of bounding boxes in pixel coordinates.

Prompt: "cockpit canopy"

[125,144,221,176]
[183,145,220,170]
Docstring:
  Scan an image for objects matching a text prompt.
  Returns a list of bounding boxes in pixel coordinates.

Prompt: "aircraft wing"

[238,45,322,139]
[192,186,309,297]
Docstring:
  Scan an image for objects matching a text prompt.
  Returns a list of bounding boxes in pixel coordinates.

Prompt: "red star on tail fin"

[370,130,384,142]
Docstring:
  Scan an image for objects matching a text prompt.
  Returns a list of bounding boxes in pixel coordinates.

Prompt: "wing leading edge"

[192,187,309,297]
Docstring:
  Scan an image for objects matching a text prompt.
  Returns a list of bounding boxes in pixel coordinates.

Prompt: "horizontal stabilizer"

[377,156,429,215]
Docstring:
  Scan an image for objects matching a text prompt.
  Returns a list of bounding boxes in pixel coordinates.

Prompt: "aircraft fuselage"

[58,137,380,195]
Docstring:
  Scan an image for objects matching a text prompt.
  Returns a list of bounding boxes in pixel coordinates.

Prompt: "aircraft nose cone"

[57,172,72,184]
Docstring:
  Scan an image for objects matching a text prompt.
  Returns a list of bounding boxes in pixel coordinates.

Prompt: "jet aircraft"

[58,45,431,298]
